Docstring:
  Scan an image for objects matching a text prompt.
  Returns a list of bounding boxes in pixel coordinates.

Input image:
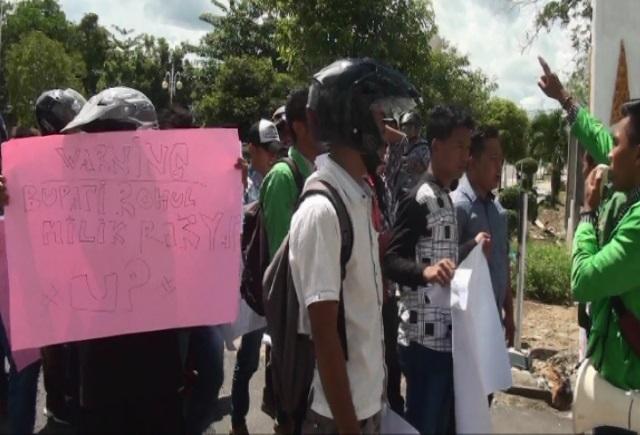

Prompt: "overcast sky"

[59,0,575,112]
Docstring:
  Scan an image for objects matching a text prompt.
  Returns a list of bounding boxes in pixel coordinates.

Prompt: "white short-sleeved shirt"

[289,156,385,421]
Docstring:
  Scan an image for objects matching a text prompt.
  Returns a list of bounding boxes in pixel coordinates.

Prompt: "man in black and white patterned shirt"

[384,106,485,435]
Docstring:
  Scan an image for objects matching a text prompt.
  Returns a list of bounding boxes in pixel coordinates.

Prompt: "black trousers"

[383,295,404,415]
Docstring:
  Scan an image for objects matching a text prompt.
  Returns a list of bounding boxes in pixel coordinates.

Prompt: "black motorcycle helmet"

[307,58,420,165]
[35,88,87,135]
[62,87,157,133]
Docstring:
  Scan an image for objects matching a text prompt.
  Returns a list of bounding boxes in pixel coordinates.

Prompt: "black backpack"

[240,158,304,315]
[262,179,353,418]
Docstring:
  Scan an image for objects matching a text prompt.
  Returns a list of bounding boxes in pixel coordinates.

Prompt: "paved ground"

[23,342,572,434]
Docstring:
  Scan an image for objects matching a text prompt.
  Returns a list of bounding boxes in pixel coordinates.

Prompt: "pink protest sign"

[0,219,41,370]
[3,129,242,350]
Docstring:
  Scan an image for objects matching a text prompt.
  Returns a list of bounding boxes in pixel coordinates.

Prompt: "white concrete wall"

[590,0,640,124]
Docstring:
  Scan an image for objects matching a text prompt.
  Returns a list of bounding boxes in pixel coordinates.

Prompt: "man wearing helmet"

[288,58,419,434]
[34,88,87,428]
[35,89,87,136]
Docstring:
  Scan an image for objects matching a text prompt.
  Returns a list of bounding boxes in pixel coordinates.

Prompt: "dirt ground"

[494,300,579,414]
[521,300,578,352]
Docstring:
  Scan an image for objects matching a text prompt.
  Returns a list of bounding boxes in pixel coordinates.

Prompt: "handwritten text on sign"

[4,129,242,350]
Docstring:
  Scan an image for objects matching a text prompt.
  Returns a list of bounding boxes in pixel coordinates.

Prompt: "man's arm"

[383,192,455,287]
[260,164,299,259]
[289,195,360,432]
[537,56,612,164]
[383,192,428,286]
[454,200,476,262]
[572,209,640,302]
[308,302,360,434]
[570,108,614,165]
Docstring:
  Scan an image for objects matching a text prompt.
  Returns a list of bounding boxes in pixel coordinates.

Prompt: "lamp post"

[162,55,183,106]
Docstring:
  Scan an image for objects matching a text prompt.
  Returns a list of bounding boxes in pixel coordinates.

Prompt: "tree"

[1,0,75,50]
[529,109,567,205]
[98,29,179,111]
[5,31,85,126]
[199,0,283,70]
[242,0,495,117]
[482,98,530,163]
[425,44,496,120]
[194,56,296,136]
[0,0,80,111]
[512,0,591,105]
[75,13,111,95]
[259,0,434,75]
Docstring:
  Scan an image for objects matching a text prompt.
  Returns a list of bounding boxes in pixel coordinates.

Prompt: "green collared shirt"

[260,147,313,259]
[570,107,640,390]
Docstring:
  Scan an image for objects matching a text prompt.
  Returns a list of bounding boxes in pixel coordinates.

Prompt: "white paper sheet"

[221,298,266,350]
[380,405,419,434]
[451,244,512,434]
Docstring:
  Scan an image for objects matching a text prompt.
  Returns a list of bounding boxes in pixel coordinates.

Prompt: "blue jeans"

[0,319,40,434]
[231,328,264,427]
[185,326,225,435]
[399,342,455,435]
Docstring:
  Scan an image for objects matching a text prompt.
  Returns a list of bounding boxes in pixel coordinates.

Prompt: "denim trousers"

[185,325,225,434]
[398,342,455,435]
[0,319,40,434]
[230,327,264,427]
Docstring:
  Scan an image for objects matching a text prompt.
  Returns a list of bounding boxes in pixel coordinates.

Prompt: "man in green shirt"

[538,59,640,399]
[260,88,319,260]
[258,88,323,434]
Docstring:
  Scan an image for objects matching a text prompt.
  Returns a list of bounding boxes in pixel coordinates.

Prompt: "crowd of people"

[0,54,636,435]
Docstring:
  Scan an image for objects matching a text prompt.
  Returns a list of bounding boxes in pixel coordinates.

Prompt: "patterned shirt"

[384,173,458,352]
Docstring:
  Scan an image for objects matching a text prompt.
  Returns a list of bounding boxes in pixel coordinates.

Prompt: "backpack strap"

[278,157,305,195]
[298,179,354,360]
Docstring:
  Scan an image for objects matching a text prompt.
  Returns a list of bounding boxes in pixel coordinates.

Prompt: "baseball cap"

[247,119,283,153]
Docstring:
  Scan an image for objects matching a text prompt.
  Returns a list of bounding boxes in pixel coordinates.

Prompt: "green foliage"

[521,241,572,304]
[98,30,181,112]
[512,0,592,105]
[2,0,74,50]
[199,0,283,70]
[5,31,85,126]
[0,0,500,134]
[75,13,111,95]
[529,109,567,204]
[529,110,566,166]
[260,0,436,77]
[499,185,538,223]
[194,56,297,137]
[482,98,529,163]
[506,209,519,237]
[254,0,495,117]
[516,157,539,177]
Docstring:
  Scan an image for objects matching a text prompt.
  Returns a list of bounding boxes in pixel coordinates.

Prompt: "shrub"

[516,157,539,177]
[512,241,572,304]
[499,186,538,223]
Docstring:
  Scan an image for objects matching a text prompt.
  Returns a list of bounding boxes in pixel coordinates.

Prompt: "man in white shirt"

[288,58,420,434]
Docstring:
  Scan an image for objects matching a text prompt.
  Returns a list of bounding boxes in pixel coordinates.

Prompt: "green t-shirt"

[260,147,313,259]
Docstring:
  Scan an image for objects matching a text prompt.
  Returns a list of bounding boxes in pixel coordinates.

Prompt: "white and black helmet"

[307,58,420,158]
[35,88,87,135]
[62,87,157,133]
